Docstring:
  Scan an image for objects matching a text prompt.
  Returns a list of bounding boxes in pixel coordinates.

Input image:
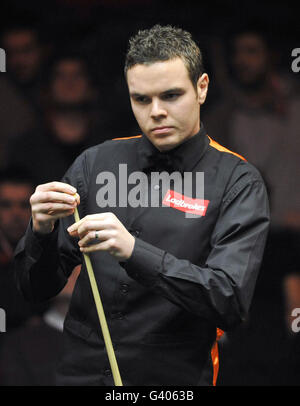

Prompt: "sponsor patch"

[162,189,209,216]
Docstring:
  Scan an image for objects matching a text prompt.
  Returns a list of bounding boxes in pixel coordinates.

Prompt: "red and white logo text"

[162,190,209,216]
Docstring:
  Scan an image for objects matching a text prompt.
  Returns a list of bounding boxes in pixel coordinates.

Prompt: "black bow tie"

[142,150,184,173]
[138,124,207,175]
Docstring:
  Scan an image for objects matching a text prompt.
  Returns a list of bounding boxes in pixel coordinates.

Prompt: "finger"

[74,193,80,206]
[34,209,75,222]
[79,239,114,254]
[33,202,78,215]
[36,182,77,195]
[78,229,114,248]
[77,220,114,239]
[69,220,111,239]
[67,217,89,234]
[51,209,76,220]
[67,213,114,234]
[32,191,78,205]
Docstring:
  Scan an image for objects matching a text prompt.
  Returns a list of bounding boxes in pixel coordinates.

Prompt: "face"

[49,111,89,144]
[51,60,91,104]
[3,30,42,83]
[127,57,208,152]
[0,183,32,244]
[232,33,269,87]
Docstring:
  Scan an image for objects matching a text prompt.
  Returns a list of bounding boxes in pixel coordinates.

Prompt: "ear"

[196,73,209,105]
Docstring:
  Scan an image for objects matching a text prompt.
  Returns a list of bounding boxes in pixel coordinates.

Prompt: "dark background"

[0,0,298,127]
[0,0,299,386]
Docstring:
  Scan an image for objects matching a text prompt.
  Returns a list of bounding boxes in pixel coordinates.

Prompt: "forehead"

[234,34,266,52]
[127,57,192,94]
[4,30,36,47]
[55,60,85,73]
[0,183,32,199]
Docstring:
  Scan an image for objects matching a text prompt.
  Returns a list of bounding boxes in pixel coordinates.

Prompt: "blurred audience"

[8,104,97,184]
[204,26,300,230]
[0,168,47,332]
[0,24,48,168]
[0,11,298,386]
[2,24,44,88]
[282,272,300,384]
[0,265,80,385]
[44,52,97,106]
[6,53,116,185]
[218,227,300,385]
[199,23,300,386]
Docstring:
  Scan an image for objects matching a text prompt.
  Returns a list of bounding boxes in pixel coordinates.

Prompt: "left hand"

[67,212,135,262]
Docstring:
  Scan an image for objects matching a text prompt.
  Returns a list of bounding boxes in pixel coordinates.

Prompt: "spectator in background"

[44,52,97,107]
[0,265,80,385]
[205,25,300,386]
[2,24,44,90]
[7,103,98,184]
[7,53,115,185]
[0,24,47,168]
[204,26,300,230]
[0,168,47,332]
[43,52,126,137]
[218,227,300,385]
[282,268,300,385]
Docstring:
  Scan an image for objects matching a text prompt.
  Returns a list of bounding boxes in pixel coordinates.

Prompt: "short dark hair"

[124,25,204,88]
[0,23,40,47]
[0,166,36,189]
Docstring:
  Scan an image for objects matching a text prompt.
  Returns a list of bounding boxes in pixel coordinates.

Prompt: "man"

[7,53,118,185]
[0,24,45,168]
[0,265,80,385]
[0,168,46,330]
[204,27,300,229]
[204,26,300,385]
[1,24,44,88]
[0,170,33,258]
[14,25,270,386]
[46,53,97,106]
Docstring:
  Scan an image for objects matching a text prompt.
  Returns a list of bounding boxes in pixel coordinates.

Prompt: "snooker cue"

[73,206,123,386]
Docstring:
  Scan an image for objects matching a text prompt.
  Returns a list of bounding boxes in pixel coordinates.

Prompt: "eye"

[161,93,181,101]
[133,95,151,104]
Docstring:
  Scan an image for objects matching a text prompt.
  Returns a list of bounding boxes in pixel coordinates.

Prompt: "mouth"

[151,126,173,135]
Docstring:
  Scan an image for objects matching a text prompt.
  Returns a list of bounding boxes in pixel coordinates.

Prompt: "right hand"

[30,182,80,234]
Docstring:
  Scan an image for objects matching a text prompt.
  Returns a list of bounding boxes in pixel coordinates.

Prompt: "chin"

[151,140,174,152]
[152,135,181,151]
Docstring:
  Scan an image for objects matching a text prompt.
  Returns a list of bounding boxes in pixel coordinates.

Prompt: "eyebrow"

[130,87,184,98]
[161,87,184,95]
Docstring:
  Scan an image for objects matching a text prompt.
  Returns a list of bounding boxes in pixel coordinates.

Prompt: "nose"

[150,99,167,120]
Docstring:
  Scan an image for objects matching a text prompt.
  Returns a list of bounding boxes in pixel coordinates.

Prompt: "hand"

[30,182,80,234]
[67,212,135,262]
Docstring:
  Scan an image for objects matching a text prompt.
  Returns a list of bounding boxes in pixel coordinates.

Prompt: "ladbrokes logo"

[162,189,209,216]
